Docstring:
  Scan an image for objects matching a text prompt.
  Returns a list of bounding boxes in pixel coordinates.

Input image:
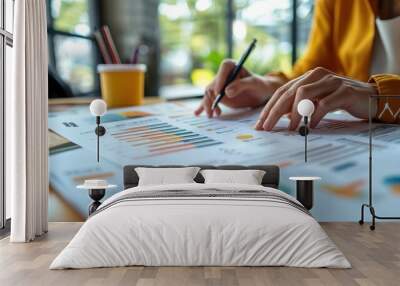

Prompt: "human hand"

[254,67,378,131]
[194,59,283,118]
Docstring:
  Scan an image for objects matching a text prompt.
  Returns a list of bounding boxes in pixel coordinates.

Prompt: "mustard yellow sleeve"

[369,74,400,123]
[289,0,336,79]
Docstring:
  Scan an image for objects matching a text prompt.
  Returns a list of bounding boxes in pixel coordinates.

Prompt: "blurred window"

[53,35,96,94]
[51,0,91,36]
[46,0,314,95]
[159,0,314,87]
[47,0,99,96]
[159,0,227,86]
[297,0,314,55]
[234,0,293,75]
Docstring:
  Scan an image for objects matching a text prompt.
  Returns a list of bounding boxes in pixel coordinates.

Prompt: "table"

[77,184,117,215]
[48,96,164,220]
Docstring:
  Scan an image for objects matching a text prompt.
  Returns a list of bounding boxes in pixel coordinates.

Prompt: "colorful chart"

[171,115,238,134]
[99,110,152,123]
[111,121,222,157]
[236,134,254,141]
[321,180,364,198]
[384,176,400,195]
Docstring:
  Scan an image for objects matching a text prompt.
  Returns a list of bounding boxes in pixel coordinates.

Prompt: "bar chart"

[110,120,222,157]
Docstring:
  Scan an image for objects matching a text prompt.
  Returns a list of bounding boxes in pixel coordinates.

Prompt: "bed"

[50,165,350,269]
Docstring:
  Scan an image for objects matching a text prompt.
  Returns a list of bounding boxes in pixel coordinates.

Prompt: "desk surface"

[48,96,164,221]
[49,96,164,146]
[47,97,400,222]
[49,96,164,107]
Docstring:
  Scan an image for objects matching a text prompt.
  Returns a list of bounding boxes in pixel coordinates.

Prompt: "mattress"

[50,183,350,269]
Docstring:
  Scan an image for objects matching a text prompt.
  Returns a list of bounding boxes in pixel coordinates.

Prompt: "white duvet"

[50,183,350,269]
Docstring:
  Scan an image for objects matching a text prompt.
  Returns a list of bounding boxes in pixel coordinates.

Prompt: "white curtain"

[7,0,48,242]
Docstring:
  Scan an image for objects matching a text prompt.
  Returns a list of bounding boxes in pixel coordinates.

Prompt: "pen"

[211,38,257,111]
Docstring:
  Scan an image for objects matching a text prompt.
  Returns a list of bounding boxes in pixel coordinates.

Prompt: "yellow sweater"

[286,0,400,122]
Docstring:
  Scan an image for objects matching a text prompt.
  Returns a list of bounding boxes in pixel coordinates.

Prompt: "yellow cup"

[98,64,146,108]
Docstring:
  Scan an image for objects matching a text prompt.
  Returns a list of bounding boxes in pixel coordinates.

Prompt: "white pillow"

[200,169,266,185]
[135,167,200,186]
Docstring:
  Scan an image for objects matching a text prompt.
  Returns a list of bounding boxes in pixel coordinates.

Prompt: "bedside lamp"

[89,99,107,162]
[290,99,320,211]
[297,99,315,162]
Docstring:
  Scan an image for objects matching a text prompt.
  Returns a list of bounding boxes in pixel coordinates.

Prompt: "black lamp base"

[95,125,106,136]
[296,180,313,210]
[299,125,309,136]
[88,189,105,215]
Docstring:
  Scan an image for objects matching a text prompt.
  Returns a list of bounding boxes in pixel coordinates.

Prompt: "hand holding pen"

[195,39,282,118]
[211,39,257,110]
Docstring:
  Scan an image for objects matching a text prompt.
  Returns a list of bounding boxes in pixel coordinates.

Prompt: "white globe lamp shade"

[90,99,107,116]
[297,99,315,117]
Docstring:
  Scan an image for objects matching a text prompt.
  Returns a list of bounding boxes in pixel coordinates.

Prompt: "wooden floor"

[0,222,399,286]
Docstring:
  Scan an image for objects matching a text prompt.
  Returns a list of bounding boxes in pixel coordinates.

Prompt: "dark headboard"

[123,165,280,189]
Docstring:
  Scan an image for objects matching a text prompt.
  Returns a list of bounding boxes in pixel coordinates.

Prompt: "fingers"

[256,67,333,131]
[254,88,285,130]
[204,90,215,118]
[194,87,222,118]
[288,74,342,130]
[310,86,348,128]
[194,88,212,117]
[224,76,264,99]
[194,89,209,117]
[194,59,240,117]
[225,79,245,98]
[194,104,204,116]
[214,59,237,94]
[214,105,222,117]
[194,87,212,116]
[225,76,259,99]
[263,89,295,131]
[255,71,313,130]
[254,83,295,130]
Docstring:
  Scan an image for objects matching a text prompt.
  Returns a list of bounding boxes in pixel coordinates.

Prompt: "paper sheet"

[49,100,400,220]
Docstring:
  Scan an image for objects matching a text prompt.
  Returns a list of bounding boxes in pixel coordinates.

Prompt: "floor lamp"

[359,95,400,230]
[289,99,320,211]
